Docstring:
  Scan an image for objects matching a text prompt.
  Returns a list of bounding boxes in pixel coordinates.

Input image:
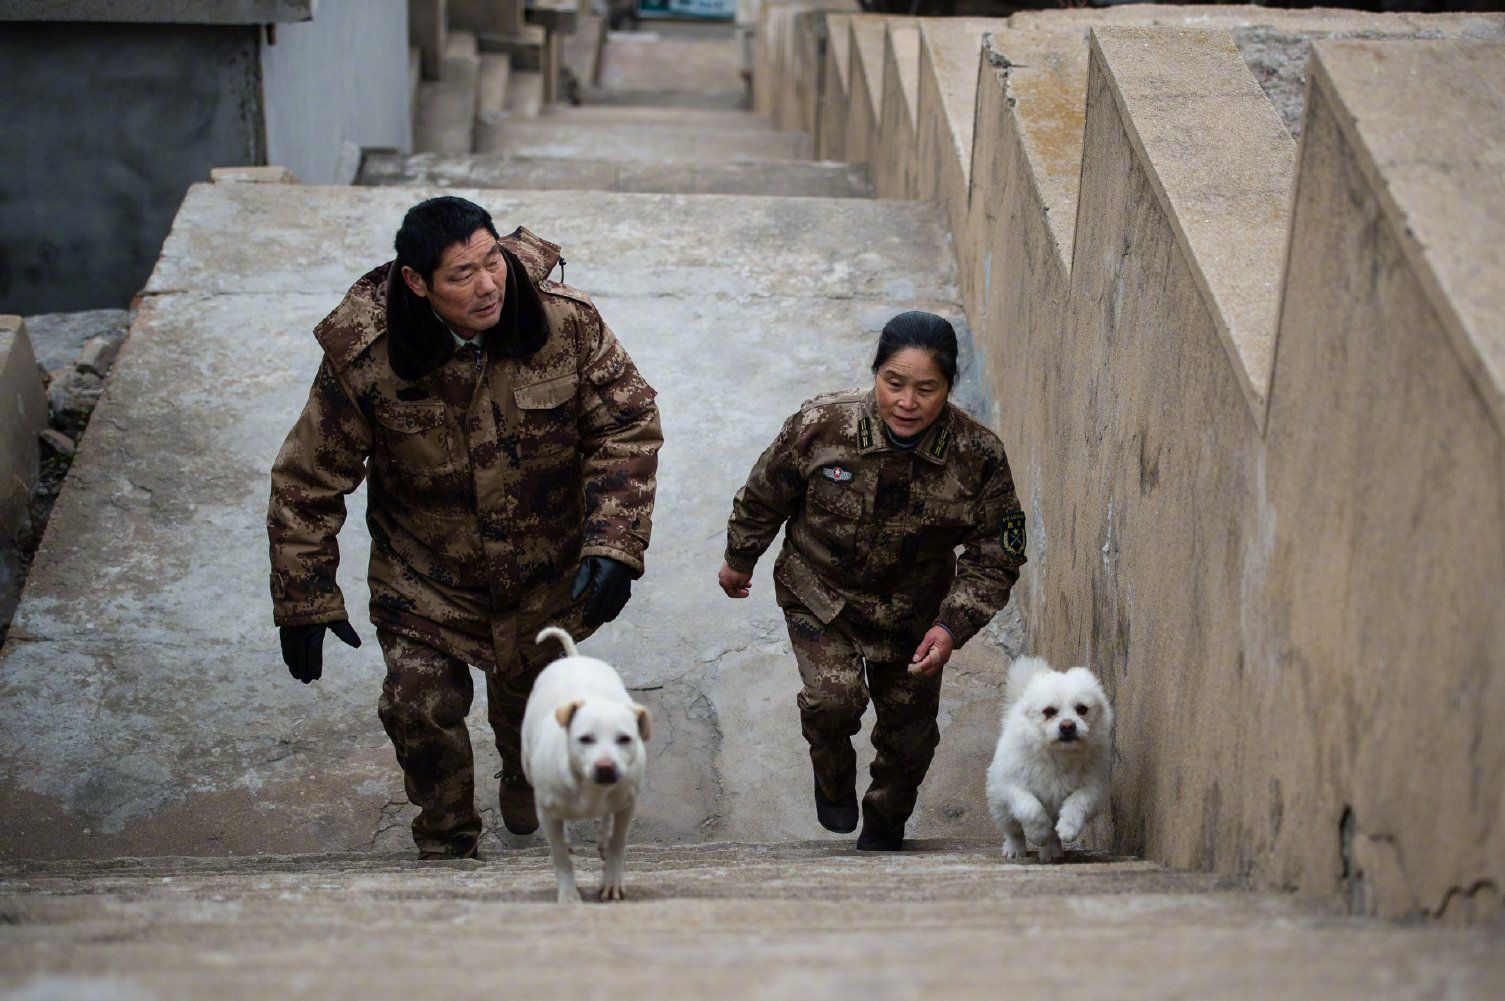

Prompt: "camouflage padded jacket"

[725,389,1025,660]
[268,227,661,669]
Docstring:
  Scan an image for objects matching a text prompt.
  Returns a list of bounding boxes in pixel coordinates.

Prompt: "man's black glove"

[280,619,362,684]
[571,556,634,629]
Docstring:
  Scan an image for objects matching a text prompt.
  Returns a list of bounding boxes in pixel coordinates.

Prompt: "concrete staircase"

[371,23,874,198]
[4,842,1502,999]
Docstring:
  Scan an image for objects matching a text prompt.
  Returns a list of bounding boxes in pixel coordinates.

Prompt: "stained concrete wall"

[0,23,263,314]
[767,8,1505,922]
[261,0,414,184]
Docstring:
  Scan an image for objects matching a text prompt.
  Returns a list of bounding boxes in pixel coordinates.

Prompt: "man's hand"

[718,562,752,599]
[280,619,362,684]
[909,625,954,676]
[572,556,634,629]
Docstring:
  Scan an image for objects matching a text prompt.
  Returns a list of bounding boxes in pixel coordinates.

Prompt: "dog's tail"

[1003,655,1051,713]
[535,626,579,659]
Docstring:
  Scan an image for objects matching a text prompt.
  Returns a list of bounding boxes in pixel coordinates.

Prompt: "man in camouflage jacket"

[268,196,661,858]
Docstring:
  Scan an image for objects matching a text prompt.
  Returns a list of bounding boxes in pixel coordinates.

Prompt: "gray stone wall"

[0,23,263,313]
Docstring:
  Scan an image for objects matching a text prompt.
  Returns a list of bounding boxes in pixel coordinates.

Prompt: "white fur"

[522,626,650,904]
[985,656,1113,863]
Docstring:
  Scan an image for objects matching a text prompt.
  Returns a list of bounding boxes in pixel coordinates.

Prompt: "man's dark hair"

[394,196,500,284]
[871,311,959,387]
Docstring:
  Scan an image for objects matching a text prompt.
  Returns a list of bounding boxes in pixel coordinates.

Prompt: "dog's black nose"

[593,763,619,785]
[1058,720,1077,738]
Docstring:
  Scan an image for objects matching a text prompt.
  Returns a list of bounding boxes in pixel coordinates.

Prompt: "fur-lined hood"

[313,226,564,379]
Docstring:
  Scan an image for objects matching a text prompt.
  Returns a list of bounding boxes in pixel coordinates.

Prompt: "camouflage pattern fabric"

[377,626,568,855]
[726,388,1025,662]
[268,226,662,674]
[784,604,944,831]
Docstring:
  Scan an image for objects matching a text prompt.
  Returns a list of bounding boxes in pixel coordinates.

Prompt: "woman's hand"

[718,563,753,599]
[909,625,954,676]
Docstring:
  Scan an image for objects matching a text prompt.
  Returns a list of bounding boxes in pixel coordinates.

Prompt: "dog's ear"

[554,699,584,728]
[632,705,651,742]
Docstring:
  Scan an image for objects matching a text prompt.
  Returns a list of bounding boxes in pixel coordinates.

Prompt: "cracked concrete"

[1,843,1502,1000]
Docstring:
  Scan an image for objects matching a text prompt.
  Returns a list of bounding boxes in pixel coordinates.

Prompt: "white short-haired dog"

[523,627,650,904]
[985,656,1113,863]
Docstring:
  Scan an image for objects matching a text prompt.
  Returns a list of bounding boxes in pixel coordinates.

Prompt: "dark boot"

[814,776,859,833]
[855,817,904,852]
[497,769,539,835]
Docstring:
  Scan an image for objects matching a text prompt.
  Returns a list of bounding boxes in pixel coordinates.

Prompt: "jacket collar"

[858,389,954,465]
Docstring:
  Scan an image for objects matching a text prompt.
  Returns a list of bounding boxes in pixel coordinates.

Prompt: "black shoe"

[855,820,904,852]
[418,844,479,861]
[814,778,859,833]
[497,769,539,836]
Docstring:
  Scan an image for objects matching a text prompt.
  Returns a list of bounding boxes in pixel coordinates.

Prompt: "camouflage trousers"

[784,606,944,832]
[376,626,563,856]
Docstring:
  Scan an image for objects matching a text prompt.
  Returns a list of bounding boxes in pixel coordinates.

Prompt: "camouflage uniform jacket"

[725,389,1025,661]
[268,227,661,669]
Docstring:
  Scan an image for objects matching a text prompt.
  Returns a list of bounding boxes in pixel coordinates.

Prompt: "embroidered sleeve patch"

[999,510,1027,558]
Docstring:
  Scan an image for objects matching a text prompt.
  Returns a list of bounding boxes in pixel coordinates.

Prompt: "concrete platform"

[1,843,1501,1000]
[358,152,874,197]
[475,120,811,161]
[0,181,980,861]
[537,105,776,130]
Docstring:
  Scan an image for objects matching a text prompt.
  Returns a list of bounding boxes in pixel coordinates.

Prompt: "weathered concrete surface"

[913,19,1009,250]
[1254,39,1505,923]
[0,318,46,552]
[475,121,811,161]
[599,32,746,107]
[537,106,776,130]
[359,152,873,197]
[0,181,995,861]
[816,12,854,161]
[842,15,912,168]
[2,845,1503,1000]
[413,30,479,155]
[873,22,919,200]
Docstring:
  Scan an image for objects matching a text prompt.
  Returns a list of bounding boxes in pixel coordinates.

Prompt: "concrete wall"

[765,6,1505,923]
[262,0,414,184]
[0,23,263,314]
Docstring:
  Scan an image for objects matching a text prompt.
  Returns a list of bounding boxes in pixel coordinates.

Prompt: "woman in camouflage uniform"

[718,312,1026,850]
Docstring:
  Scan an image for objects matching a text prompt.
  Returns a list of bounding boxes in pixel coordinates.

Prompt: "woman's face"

[874,347,949,438]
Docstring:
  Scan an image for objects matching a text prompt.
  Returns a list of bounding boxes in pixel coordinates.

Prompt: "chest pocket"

[913,496,976,558]
[513,374,579,458]
[373,401,454,474]
[802,475,865,558]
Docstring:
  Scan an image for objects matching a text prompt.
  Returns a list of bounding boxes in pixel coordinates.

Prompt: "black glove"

[280,619,362,684]
[571,556,634,629]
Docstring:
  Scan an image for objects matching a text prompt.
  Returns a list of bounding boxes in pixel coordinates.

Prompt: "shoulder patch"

[928,427,953,461]
[999,510,1027,558]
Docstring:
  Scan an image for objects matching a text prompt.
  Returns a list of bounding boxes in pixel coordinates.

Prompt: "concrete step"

[537,105,776,131]
[0,180,971,861]
[505,68,544,118]
[561,11,606,92]
[358,153,874,198]
[599,32,745,101]
[579,84,748,111]
[412,30,480,154]
[473,121,811,161]
[476,52,511,127]
[2,844,1500,998]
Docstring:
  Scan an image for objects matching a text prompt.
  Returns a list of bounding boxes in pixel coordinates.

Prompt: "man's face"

[402,228,506,338]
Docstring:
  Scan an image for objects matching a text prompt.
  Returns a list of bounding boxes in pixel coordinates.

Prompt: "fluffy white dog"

[523,626,651,904]
[985,656,1113,863]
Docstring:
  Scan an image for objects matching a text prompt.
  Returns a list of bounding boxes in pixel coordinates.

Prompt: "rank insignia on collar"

[857,417,873,450]
[999,510,1026,558]
[928,427,952,461]
[821,465,854,483]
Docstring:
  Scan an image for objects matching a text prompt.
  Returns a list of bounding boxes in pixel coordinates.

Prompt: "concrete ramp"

[0,179,1009,860]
